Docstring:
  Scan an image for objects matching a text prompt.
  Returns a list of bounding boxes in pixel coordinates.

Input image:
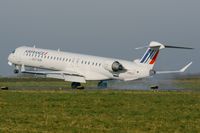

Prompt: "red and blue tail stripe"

[140,48,159,64]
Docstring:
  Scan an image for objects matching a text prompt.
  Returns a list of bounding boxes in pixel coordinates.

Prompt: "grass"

[175,78,200,91]
[1,90,200,133]
[0,77,200,133]
[0,77,97,90]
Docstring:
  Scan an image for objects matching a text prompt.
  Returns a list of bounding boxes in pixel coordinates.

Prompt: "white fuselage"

[8,46,151,82]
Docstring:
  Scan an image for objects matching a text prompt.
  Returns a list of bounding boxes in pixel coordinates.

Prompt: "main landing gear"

[71,82,84,89]
[71,81,108,89]
[97,81,108,89]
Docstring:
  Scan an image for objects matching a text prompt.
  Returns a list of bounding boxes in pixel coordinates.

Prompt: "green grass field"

[0,77,200,133]
[0,78,98,90]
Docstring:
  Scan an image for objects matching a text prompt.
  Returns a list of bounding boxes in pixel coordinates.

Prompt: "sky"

[0,0,199,76]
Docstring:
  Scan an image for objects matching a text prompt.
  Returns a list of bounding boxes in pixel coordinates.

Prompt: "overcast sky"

[0,0,199,76]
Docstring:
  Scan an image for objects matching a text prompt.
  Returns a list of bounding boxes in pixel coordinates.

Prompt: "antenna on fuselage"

[33,45,36,48]
[58,48,60,52]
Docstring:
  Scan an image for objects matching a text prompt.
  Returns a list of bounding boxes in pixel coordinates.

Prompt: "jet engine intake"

[104,61,124,72]
[112,61,123,72]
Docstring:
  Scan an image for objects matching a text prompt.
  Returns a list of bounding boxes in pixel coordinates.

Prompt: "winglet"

[180,62,193,72]
[156,62,193,74]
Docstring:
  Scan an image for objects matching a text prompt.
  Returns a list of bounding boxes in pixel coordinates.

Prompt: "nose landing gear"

[14,69,19,74]
[13,65,20,74]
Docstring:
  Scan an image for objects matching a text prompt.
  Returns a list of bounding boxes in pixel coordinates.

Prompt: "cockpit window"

[12,50,15,54]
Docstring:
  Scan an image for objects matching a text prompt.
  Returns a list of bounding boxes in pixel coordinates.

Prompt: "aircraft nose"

[8,53,12,61]
[8,53,14,64]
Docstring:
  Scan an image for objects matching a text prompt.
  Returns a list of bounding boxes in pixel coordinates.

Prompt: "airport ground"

[0,76,200,133]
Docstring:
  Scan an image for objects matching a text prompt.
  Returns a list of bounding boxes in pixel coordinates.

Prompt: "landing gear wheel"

[14,69,19,74]
[98,81,108,89]
[71,82,84,89]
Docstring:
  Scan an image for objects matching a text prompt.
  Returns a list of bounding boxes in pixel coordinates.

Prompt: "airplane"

[8,41,193,89]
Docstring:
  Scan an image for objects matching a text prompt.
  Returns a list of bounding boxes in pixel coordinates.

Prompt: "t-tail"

[139,42,165,69]
[137,41,193,70]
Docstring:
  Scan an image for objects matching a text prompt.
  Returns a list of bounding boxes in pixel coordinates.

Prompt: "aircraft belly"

[119,71,138,81]
[83,71,111,81]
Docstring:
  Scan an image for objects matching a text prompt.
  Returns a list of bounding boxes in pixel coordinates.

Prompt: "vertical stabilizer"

[139,42,164,67]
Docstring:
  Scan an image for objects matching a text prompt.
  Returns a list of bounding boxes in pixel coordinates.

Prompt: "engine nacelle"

[104,61,124,72]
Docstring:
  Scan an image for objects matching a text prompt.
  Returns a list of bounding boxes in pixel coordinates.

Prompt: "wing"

[21,69,86,83]
[156,62,192,74]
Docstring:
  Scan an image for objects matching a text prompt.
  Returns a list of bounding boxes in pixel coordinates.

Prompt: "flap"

[47,74,86,83]
[21,69,86,83]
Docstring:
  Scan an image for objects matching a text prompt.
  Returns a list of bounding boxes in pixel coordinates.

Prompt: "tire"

[98,81,108,89]
[71,82,81,89]
[14,69,19,74]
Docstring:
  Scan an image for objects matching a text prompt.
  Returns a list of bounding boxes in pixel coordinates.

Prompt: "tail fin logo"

[140,48,159,64]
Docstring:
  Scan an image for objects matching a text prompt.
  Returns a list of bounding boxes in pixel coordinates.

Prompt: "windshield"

[12,50,15,54]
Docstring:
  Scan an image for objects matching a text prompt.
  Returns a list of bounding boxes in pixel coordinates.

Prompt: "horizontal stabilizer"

[135,41,194,50]
[165,45,194,50]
